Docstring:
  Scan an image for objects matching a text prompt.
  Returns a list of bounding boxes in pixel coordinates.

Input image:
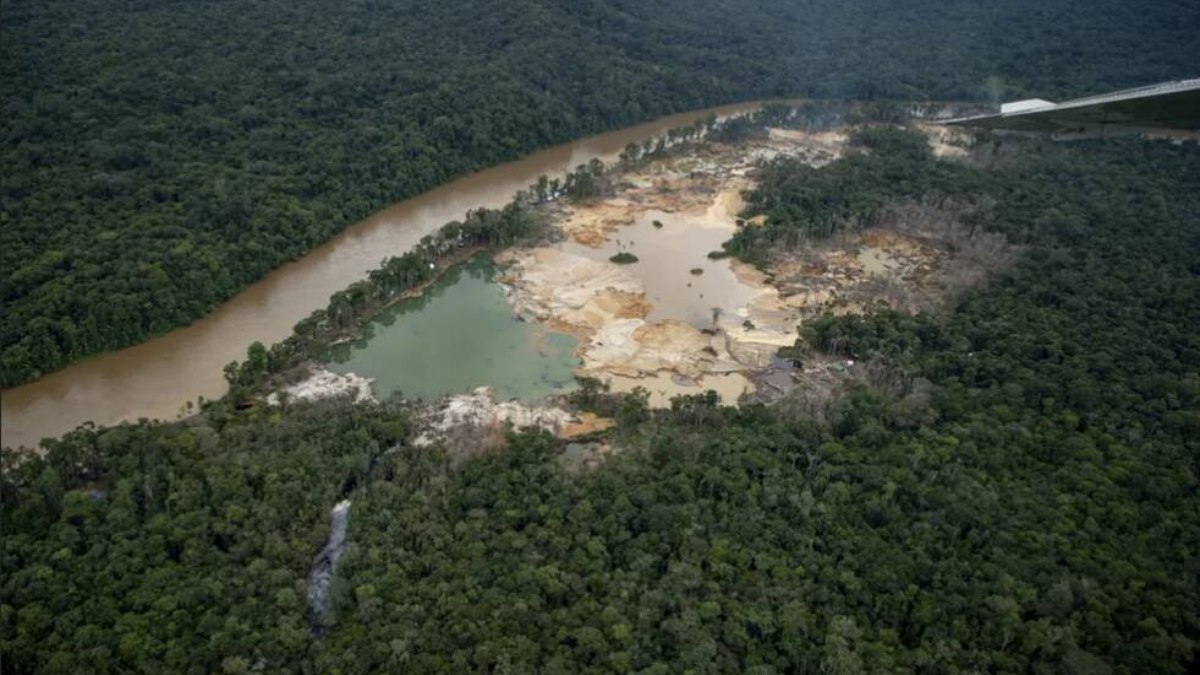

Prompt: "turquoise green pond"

[327,255,579,402]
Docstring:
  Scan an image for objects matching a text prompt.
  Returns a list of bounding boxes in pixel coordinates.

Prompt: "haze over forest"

[2,1,1199,674]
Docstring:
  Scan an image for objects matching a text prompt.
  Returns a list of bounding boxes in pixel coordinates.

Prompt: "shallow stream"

[308,500,351,633]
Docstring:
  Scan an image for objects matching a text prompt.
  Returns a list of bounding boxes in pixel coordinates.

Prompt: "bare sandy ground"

[498,124,995,409]
[497,129,860,406]
[269,368,376,405]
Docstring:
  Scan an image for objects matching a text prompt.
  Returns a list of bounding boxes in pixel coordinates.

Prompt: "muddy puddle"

[605,371,754,407]
[561,209,756,327]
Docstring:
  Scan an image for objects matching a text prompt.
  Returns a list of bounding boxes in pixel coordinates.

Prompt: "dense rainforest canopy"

[4,128,1197,672]
[2,0,1199,385]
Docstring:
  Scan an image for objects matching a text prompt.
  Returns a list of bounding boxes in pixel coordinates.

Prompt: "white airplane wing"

[945,79,1200,140]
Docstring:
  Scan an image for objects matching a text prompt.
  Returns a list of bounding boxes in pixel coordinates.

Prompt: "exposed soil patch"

[915,122,972,159]
[762,128,848,166]
[604,371,755,408]
[496,248,650,336]
[560,412,615,438]
[765,228,947,319]
[497,124,1006,411]
[762,200,1022,320]
[413,386,579,455]
[269,367,376,405]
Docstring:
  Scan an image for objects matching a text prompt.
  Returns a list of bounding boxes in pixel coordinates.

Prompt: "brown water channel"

[1,102,765,449]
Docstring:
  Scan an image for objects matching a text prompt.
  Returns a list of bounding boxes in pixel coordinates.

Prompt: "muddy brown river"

[1,102,765,449]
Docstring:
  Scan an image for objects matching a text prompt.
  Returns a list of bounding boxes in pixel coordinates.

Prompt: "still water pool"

[328,255,579,401]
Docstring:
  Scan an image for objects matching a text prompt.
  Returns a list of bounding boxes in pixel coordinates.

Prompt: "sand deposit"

[270,368,376,405]
[497,123,986,408]
[496,248,649,334]
[496,130,849,405]
[413,386,575,448]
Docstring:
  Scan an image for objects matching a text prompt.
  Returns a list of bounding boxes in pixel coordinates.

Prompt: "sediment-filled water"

[1,101,766,449]
[328,256,579,402]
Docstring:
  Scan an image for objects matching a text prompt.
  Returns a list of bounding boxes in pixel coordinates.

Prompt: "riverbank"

[493,124,841,406]
[262,106,992,435]
[2,101,995,450]
[322,254,580,404]
[325,244,487,350]
[0,101,772,451]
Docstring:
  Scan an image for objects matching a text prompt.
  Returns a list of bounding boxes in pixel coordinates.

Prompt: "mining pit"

[497,124,986,409]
